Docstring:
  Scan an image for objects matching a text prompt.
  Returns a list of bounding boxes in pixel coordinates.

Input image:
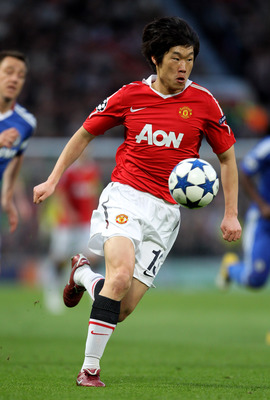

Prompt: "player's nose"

[178,60,186,71]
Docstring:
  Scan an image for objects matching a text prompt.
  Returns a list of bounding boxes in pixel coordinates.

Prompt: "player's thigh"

[104,235,135,274]
[102,236,136,301]
[119,277,148,322]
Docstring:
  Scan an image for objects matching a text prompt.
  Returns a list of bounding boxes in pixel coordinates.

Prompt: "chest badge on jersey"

[179,106,192,119]
[116,214,129,224]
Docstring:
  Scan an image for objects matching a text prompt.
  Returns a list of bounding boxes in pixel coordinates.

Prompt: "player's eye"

[5,68,14,75]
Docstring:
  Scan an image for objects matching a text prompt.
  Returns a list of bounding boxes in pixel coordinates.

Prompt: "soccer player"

[0,50,36,234]
[33,17,242,387]
[217,129,270,289]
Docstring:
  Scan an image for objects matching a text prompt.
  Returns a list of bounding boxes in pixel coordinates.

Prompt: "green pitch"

[0,284,270,400]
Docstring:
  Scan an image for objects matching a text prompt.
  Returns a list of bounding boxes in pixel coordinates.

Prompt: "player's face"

[152,46,194,95]
[0,56,27,103]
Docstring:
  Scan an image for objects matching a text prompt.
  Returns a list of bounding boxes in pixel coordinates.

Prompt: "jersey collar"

[0,110,13,120]
[143,74,192,98]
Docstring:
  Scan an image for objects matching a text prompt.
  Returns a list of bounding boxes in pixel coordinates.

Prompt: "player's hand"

[0,128,19,148]
[3,201,19,233]
[220,216,242,242]
[33,181,55,204]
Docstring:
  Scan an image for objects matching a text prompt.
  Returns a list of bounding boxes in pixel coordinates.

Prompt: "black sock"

[90,294,120,325]
[94,278,104,298]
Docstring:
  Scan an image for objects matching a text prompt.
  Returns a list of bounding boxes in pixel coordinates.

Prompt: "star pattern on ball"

[168,158,219,209]
[198,176,216,196]
[175,174,194,191]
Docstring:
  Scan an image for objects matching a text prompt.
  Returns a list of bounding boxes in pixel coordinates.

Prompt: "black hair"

[0,50,29,69]
[142,16,200,73]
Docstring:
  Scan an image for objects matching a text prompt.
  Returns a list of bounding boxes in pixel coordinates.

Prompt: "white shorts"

[89,182,181,287]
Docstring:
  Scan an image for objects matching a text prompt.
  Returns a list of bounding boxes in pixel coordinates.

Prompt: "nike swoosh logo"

[143,270,154,277]
[77,379,83,385]
[91,330,109,336]
[130,107,146,113]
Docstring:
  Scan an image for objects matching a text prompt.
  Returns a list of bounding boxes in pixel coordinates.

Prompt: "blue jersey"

[0,104,36,180]
[240,136,270,207]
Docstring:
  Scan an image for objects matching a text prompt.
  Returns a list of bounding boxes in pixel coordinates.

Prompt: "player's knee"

[110,269,132,298]
[247,270,268,288]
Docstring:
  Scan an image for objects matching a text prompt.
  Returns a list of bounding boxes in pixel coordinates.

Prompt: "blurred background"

[1,0,269,289]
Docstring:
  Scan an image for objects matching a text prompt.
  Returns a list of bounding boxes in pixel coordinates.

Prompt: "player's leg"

[43,226,69,313]
[76,235,136,387]
[71,246,150,318]
[240,220,270,288]
[63,224,104,307]
[217,208,256,288]
[71,183,180,386]
[118,277,149,322]
[99,235,135,299]
[221,213,270,288]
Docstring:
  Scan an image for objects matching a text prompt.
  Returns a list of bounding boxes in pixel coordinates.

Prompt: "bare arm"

[2,155,24,232]
[33,126,95,204]
[217,145,242,242]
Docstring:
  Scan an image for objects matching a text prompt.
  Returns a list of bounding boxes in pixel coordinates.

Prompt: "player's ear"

[151,56,157,66]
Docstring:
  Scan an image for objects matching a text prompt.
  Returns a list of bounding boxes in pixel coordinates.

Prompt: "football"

[168,158,219,209]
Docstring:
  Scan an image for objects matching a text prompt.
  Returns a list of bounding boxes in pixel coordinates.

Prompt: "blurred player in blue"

[217,126,270,289]
[0,50,36,235]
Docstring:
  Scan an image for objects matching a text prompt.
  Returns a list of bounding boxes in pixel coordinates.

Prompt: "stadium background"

[0,0,269,287]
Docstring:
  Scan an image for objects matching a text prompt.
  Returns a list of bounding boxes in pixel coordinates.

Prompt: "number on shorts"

[145,249,162,276]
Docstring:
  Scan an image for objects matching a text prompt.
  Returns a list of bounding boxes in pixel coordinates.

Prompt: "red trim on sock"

[89,320,115,331]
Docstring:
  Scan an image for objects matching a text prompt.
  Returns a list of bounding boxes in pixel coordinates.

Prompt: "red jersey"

[83,75,235,204]
[57,161,100,225]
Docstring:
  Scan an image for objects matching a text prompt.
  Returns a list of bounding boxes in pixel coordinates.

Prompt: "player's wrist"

[47,173,60,187]
[223,211,238,220]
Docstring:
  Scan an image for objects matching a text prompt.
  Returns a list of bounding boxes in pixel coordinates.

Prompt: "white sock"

[82,318,116,371]
[74,266,104,301]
